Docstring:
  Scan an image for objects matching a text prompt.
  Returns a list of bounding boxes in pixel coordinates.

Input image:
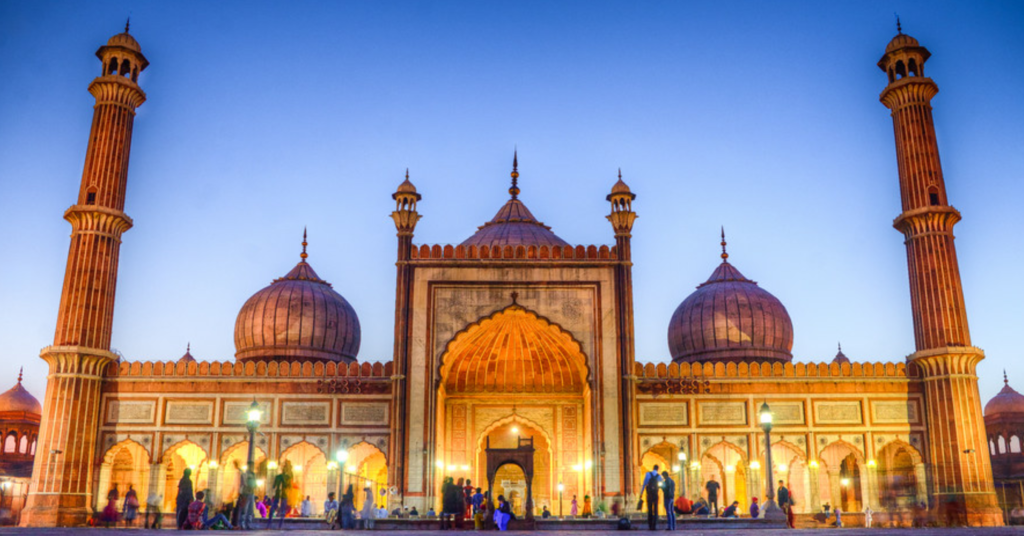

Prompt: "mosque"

[14,23,1011,528]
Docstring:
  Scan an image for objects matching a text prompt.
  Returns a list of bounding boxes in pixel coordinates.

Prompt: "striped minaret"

[878,25,1001,526]
[22,23,148,527]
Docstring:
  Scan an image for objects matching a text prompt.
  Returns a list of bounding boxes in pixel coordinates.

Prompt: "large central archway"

[435,303,592,518]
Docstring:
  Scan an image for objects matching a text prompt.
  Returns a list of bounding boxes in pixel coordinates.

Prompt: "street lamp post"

[336,449,349,508]
[557,482,564,519]
[246,400,262,475]
[759,402,785,520]
[677,451,687,498]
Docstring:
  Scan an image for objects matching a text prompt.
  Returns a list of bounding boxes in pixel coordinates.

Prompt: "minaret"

[607,170,638,503]
[878,26,1001,526]
[389,168,421,506]
[22,24,147,527]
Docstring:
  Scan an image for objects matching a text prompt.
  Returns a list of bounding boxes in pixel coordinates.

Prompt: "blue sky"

[1,1,1022,406]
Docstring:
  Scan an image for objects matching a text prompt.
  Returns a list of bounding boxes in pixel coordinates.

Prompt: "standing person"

[864,505,873,528]
[361,485,375,529]
[661,471,676,530]
[454,478,466,529]
[442,476,462,530]
[582,495,593,518]
[175,468,194,529]
[266,462,293,529]
[340,484,356,529]
[704,476,720,517]
[237,469,257,530]
[833,506,843,527]
[146,490,163,529]
[570,495,578,517]
[123,484,139,527]
[640,464,663,530]
[463,479,475,518]
[471,488,484,515]
[300,495,313,517]
[102,484,120,527]
[776,480,790,511]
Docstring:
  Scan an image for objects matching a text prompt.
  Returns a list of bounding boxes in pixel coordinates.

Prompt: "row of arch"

[989,434,1023,456]
[635,360,912,379]
[0,430,36,456]
[104,57,139,82]
[887,57,924,84]
[640,439,925,515]
[108,359,393,378]
[99,438,388,514]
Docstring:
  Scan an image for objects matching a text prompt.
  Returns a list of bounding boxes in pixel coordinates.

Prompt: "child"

[749,497,759,519]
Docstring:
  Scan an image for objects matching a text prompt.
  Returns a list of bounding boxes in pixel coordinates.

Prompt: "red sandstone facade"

[19,25,1003,528]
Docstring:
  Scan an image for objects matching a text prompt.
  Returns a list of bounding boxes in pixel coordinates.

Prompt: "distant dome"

[0,372,41,416]
[460,198,569,248]
[395,177,418,195]
[668,238,793,364]
[832,344,850,365]
[885,32,920,53]
[234,240,360,363]
[985,376,1024,417]
[177,344,196,364]
[106,32,141,52]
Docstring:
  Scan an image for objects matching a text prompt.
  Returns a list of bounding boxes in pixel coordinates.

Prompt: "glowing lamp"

[867,459,877,468]
[267,461,278,470]
[327,462,338,470]
[511,426,519,434]
[461,465,470,471]
[294,465,303,472]
[336,450,349,464]
[677,452,687,462]
[256,479,265,487]
[690,461,700,470]
[557,483,564,492]
[778,464,788,473]
[436,460,445,469]
[672,465,681,473]
[840,478,850,487]
[725,465,735,473]
[808,460,819,469]
[749,461,761,470]
[208,461,218,469]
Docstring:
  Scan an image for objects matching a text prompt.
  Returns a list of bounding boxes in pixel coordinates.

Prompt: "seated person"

[409,507,420,517]
[720,501,740,518]
[541,506,551,519]
[391,507,402,518]
[749,497,759,519]
[691,497,710,516]
[188,491,235,530]
[427,507,437,518]
[674,495,692,516]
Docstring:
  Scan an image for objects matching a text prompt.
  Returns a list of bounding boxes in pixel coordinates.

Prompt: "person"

[776,480,791,511]
[176,469,194,530]
[704,477,720,517]
[362,486,376,529]
[186,491,207,530]
[692,497,710,516]
[324,492,339,527]
[493,495,511,531]
[266,462,292,529]
[340,484,356,529]
[376,504,388,520]
[102,484,119,527]
[238,469,257,529]
[427,507,437,518]
[472,488,484,515]
[409,506,419,517]
[582,495,593,518]
[660,471,676,530]
[571,495,579,517]
[673,495,692,516]
[864,505,873,528]
[749,497,759,519]
[786,499,796,529]
[146,491,163,529]
[123,484,139,527]
[442,476,463,530]
[464,479,475,518]
[541,505,551,519]
[833,506,843,527]
[196,492,235,530]
[721,501,739,518]
[256,496,269,519]
[640,464,663,530]
[301,495,313,517]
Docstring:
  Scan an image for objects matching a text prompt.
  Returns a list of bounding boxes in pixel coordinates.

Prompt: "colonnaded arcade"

[17,24,1005,527]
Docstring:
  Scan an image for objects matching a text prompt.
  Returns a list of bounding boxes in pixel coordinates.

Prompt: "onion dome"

[395,171,418,196]
[107,31,141,52]
[832,343,850,365]
[177,343,196,364]
[0,370,42,416]
[608,169,634,199]
[460,151,569,248]
[985,372,1024,417]
[234,232,360,363]
[667,230,794,363]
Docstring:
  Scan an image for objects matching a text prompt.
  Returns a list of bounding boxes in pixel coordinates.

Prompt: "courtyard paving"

[2,529,1024,535]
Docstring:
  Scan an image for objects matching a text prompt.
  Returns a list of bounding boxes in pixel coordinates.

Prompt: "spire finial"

[618,168,622,180]
[838,342,842,353]
[509,148,520,200]
[186,342,190,353]
[405,168,409,180]
[720,227,729,262]
[895,13,902,35]
[1005,369,1009,386]
[125,17,131,34]
[18,367,23,384]
[301,228,308,261]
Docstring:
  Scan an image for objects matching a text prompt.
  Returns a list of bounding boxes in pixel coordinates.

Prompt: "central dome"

[234,237,360,363]
[667,236,793,363]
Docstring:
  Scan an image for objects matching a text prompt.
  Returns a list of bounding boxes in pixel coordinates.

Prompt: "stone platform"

[2,527,1024,535]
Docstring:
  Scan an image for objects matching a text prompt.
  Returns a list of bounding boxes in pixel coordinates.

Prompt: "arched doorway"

[877,441,924,510]
[162,441,208,512]
[98,440,151,510]
[485,435,536,522]
[279,441,328,516]
[344,442,388,511]
[476,418,552,517]
[819,441,864,514]
[701,442,747,510]
[759,441,809,513]
[218,442,267,507]
[436,304,591,518]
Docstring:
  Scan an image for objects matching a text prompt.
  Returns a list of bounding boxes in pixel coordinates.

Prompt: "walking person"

[237,469,257,529]
[570,495,578,517]
[340,484,357,529]
[175,468,194,529]
[661,471,676,530]
[123,484,139,527]
[266,461,293,529]
[146,490,163,529]
[640,464,663,530]
[361,485,375,529]
[102,484,120,527]
[704,476,720,517]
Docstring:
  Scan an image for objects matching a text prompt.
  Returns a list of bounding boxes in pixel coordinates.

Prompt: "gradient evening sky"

[1,1,1023,407]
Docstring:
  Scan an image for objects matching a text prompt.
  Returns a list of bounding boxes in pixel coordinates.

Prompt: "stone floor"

[2,529,1024,535]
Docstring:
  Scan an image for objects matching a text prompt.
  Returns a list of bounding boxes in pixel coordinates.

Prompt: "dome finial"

[618,168,622,180]
[720,226,729,262]
[1006,369,1009,386]
[509,148,520,200]
[895,13,902,35]
[838,342,842,353]
[301,228,308,261]
[187,342,190,353]
[17,367,23,384]
[405,168,409,180]
[125,17,131,34]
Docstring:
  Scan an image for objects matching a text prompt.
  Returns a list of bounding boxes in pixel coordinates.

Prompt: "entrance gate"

[485,436,536,522]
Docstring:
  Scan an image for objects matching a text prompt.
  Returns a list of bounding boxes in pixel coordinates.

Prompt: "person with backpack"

[639,464,663,530]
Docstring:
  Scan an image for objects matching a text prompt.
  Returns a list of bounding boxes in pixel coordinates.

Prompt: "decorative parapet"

[409,243,617,261]
[105,359,394,379]
[633,360,916,380]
